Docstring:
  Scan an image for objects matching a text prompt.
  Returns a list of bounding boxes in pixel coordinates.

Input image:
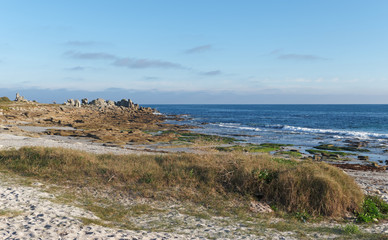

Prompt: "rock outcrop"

[15,93,28,102]
[66,99,75,106]
[61,97,154,113]
[89,98,106,107]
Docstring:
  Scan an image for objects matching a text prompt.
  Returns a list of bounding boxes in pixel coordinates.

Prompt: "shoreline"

[1,115,387,203]
[0,99,387,239]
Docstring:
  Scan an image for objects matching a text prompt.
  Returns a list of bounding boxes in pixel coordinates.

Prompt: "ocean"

[145,104,388,164]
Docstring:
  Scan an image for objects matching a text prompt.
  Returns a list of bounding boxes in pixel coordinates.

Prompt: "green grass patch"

[0,147,364,217]
[216,143,292,153]
[271,158,299,165]
[306,149,353,156]
[343,224,361,235]
[0,96,11,103]
[0,209,23,217]
[275,151,302,158]
[315,144,370,153]
[178,132,236,144]
[356,195,388,223]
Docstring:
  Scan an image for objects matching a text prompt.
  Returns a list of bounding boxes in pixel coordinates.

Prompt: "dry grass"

[265,163,364,216]
[0,147,363,217]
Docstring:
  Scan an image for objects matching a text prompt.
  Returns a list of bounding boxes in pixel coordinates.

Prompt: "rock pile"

[15,93,28,102]
[64,97,154,112]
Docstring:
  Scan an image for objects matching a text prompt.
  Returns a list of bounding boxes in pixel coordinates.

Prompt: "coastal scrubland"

[0,146,363,217]
[1,98,387,238]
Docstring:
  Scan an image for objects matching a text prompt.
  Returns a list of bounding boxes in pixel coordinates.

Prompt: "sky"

[0,0,387,104]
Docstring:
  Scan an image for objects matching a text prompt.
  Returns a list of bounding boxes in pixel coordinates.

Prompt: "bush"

[264,162,364,216]
[0,96,11,103]
[356,195,388,223]
[0,147,364,217]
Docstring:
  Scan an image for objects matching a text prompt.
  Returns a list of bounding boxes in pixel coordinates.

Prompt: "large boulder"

[116,99,130,107]
[74,99,81,108]
[66,99,75,106]
[90,98,107,107]
[106,100,115,107]
[115,99,135,108]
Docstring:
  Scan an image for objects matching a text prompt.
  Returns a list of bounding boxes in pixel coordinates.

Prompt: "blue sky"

[0,1,387,103]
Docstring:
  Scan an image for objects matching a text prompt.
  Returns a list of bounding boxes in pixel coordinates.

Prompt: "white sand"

[0,133,141,155]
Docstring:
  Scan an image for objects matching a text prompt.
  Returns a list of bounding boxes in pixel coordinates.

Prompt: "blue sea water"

[145,104,388,163]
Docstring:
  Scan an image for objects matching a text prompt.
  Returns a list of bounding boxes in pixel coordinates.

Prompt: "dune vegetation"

[0,146,364,217]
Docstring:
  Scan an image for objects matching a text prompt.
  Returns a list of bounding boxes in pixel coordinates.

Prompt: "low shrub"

[356,195,388,223]
[264,162,363,216]
[0,147,364,217]
[0,96,11,103]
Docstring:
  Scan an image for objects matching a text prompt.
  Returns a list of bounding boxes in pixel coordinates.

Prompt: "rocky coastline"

[0,93,387,239]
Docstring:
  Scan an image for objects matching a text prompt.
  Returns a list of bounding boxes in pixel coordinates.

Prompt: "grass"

[343,224,361,234]
[306,149,353,156]
[315,144,370,153]
[0,146,364,217]
[275,151,303,158]
[0,96,12,111]
[216,143,292,153]
[356,195,388,223]
[177,132,237,144]
[0,96,11,103]
[0,209,23,217]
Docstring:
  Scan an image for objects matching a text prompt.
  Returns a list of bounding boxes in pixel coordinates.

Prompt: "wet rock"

[313,155,322,161]
[346,140,369,148]
[321,152,330,157]
[329,154,341,160]
[358,156,369,161]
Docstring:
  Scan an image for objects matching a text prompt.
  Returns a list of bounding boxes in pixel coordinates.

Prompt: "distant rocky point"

[14,93,156,113]
[65,97,155,112]
[15,93,33,103]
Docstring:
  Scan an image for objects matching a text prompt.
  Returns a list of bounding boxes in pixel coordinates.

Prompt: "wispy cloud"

[278,54,328,61]
[65,51,184,69]
[201,70,222,76]
[270,49,328,61]
[185,44,212,54]
[143,76,159,81]
[65,51,117,60]
[65,41,98,47]
[64,66,86,71]
[113,58,184,69]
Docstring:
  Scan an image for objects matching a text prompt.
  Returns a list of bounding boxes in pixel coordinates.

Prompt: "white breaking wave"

[282,125,388,140]
[216,123,261,132]
[214,122,388,140]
